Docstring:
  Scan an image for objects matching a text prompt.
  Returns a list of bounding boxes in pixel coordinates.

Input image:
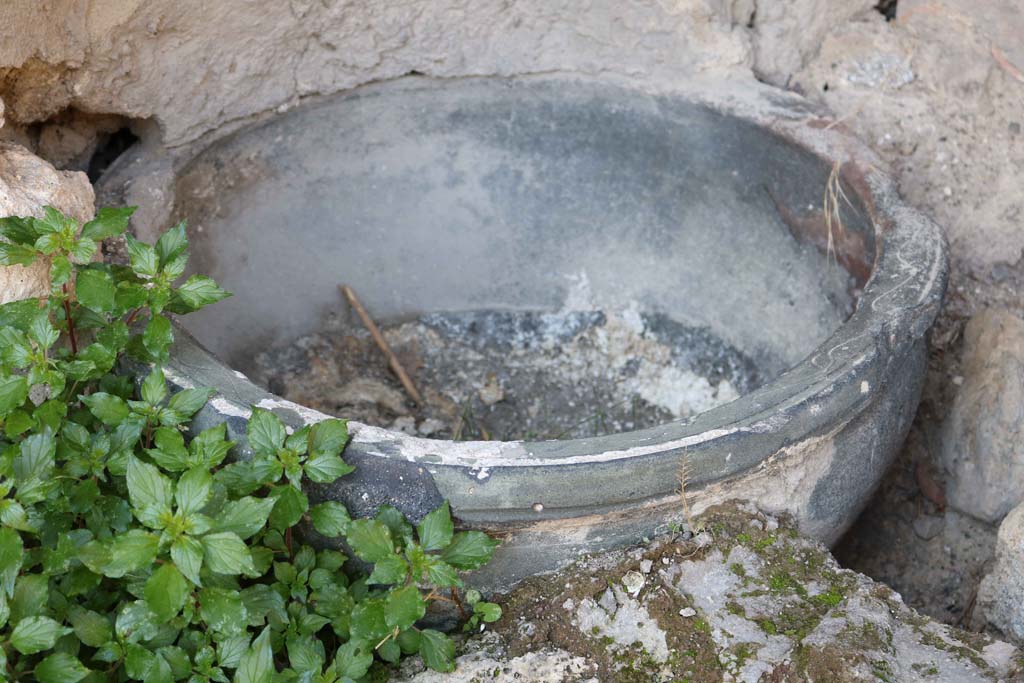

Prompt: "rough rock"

[0,142,94,303]
[740,0,876,86]
[0,0,752,147]
[978,501,1024,644]
[792,5,1024,272]
[392,505,1019,682]
[940,310,1024,523]
[978,499,1024,643]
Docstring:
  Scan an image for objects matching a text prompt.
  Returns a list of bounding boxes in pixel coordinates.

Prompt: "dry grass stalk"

[677,454,700,533]
[823,161,854,267]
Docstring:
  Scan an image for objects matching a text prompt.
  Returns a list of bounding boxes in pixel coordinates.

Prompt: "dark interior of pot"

[173,77,875,441]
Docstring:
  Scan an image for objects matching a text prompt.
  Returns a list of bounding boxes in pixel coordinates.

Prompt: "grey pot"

[109,76,947,593]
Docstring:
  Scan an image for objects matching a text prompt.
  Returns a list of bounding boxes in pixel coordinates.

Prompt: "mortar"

[100,76,947,592]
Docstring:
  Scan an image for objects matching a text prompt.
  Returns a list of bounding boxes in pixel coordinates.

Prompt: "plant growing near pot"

[0,207,499,682]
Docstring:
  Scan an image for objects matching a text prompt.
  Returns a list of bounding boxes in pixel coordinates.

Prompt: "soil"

[250,307,761,442]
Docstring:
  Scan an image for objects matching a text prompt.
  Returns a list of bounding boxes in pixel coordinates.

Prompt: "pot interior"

[172,77,874,440]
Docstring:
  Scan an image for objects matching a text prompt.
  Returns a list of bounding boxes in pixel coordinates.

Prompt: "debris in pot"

[251,306,761,441]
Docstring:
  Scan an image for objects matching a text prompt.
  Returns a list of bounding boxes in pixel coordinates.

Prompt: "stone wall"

[0,0,875,150]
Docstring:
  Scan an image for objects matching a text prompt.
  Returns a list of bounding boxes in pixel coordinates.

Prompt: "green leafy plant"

[0,207,500,682]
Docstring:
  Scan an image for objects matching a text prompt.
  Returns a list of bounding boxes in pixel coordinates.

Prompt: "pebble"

[679,607,697,618]
[621,571,645,596]
[640,559,653,574]
[390,416,417,435]
[416,418,446,436]
[912,514,944,541]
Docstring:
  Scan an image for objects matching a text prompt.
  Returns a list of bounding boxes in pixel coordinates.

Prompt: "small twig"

[339,285,423,406]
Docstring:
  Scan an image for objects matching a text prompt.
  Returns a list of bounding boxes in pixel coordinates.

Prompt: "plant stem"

[61,284,78,354]
[450,588,468,619]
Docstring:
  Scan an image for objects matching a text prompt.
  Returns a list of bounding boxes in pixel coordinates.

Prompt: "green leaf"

[418,629,456,672]
[216,636,248,669]
[50,253,73,287]
[115,600,161,644]
[158,646,191,680]
[80,206,136,241]
[309,419,349,456]
[424,558,460,588]
[175,467,213,514]
[286,634,324,674]
[141,365,168,406]
[104,530,159,578]
[384,585,426,631]
[145,563,190,622]
[125,234,159,277]
[80,392,129,426]
[73,267,116,313]
[69,237,97,264]
[240,584,286,624]
[0,241,38,266]
[28,313,59,349]
[172,275,230,312]
[125,643,175,682]
[368,554,408,587]
[34,652,90,683]
[215,496,275,540]
[0,327,33,368]
[67,607,112,648]
[475,601,502,623]
[378,637,401,664]
[114,281,148,313]
[346,519,394,563]
[166,387,213,419]
[440,531,499,570]
[417,501,454,552]
[199,587,248,636]
[246,408,286,457]
[0,215,40,245]
[309,502,350,538]
[201,532,255,576]
[127,456,173,517]
[349,598,388,643]
[396,628,421,655]
[303,453,354,484]
[234,627,273,683]
[268,484,308,532]
[332,641,373,681]
[144,314,173,361]
[155,222,188,268]
[35,232,63,255]
[0,375,28,416]
[0,528,24,597]
[15,429,56,482]
[11,615,71,654]
[171,536,204,586]
[35,206,69,234]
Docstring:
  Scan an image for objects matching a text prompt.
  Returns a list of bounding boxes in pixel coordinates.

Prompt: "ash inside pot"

[251,306,762,441]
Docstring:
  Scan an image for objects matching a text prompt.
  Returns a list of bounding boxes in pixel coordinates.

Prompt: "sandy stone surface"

[0,141,93,303]
[391,505,1020,682]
